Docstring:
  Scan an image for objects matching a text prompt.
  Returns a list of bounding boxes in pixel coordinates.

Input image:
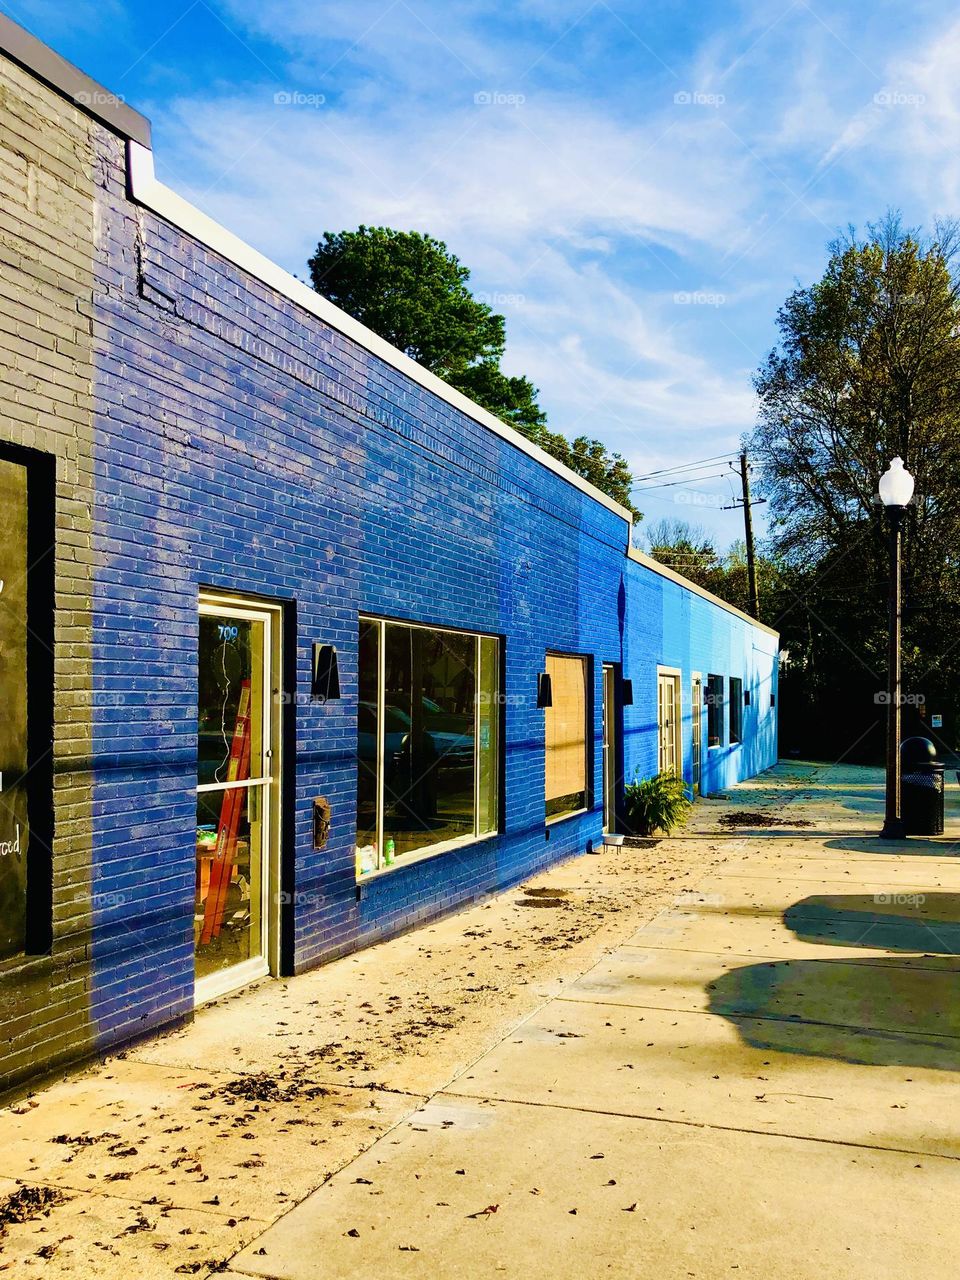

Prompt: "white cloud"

[140,0,960,539]
[148,83,760,465]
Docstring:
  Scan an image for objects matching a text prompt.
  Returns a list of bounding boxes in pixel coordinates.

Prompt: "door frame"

[656,665,682,778]
[691,672,703,795]
[196,591,283,1005]
[601,662,620,834]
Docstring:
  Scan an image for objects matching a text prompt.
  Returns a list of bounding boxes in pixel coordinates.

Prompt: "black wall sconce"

[744,689,751,706]
[312,643,341,702]
[536,672,553,708]
[770,692,776,708]
[621,677,634,706]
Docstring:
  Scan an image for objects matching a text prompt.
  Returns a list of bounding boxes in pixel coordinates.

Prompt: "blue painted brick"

[69,123,781,1044]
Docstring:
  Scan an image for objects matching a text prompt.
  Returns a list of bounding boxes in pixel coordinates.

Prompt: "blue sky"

[7,0,959,544]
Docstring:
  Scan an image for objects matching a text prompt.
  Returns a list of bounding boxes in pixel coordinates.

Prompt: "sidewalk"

[2,762,959,1277]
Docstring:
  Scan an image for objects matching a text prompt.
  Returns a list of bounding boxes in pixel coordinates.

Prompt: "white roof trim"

[627,546,780,639]
[125,142,632,524]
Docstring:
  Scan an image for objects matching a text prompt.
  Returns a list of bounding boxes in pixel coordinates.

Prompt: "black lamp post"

[878,456,914,840]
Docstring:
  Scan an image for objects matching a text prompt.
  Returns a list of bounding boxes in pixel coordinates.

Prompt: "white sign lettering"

[0,825,21,859]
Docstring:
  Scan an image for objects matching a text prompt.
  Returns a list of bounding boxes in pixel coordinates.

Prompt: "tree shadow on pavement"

[708,892,960,1068]
[707,954,960,1069]
[783,893,960,953]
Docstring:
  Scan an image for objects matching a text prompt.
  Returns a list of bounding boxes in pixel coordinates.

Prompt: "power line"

[630,452,740,487]
[632,470,731,493]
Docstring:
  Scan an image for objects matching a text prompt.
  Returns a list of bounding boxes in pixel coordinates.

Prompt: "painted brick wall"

[0,52,778,1092]
[89,118,633,1014]
[0,57,97,1091]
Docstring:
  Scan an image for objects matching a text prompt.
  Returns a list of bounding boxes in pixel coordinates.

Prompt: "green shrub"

[623,771,691,836]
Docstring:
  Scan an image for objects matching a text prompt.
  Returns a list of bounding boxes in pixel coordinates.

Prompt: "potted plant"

[623,771,692,838]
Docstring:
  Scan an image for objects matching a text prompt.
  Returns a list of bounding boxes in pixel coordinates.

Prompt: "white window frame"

[691,671,703,794]
[729,675,744,745]
[656,665,683,778]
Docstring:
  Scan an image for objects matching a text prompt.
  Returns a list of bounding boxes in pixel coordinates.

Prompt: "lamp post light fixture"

[878,456,915,840]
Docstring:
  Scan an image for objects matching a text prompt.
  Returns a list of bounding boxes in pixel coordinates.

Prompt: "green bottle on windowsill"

[384,838,396,867]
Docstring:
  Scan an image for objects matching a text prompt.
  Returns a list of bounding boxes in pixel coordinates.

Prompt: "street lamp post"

[878,456,915,840]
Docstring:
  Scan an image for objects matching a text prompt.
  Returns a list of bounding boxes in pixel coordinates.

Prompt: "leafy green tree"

[309,227,503,376]
[453,359,546,433]
[309,226,636,513]
[749,213,960,758]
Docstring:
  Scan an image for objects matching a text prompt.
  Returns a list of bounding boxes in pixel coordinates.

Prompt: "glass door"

[602,663,617,833]
[691,675,703,795]
[195,596,280,1001]
[657,670,681,776]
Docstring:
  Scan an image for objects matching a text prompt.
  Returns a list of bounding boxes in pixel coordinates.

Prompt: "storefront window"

[0,457,29,960]
[356,619,381,856]
[545,653,588,820]
[477,636,500,835]
[355,618,500,874]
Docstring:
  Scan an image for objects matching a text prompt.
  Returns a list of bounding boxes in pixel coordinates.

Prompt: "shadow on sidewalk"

[825,836,960,857]
[783,893,960,953]
[708,891,960,1068]
[707,954,960,1069]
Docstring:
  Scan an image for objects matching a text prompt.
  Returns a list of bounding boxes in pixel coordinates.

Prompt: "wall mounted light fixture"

[536,672,553,708]
[312,643,341,702]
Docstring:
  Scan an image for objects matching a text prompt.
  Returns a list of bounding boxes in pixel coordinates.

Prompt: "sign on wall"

[0,457,29,959]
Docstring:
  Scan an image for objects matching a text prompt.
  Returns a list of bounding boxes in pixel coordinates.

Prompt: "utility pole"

[739,451,759,619]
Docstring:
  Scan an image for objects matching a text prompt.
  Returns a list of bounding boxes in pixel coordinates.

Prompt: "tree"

[308,226,636,513]
[644,520,725,591]
[643,521,781,615]
[309,227,504,376]
[749,213,960,759]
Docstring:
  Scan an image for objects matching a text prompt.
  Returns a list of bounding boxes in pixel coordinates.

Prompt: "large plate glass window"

[196,596,281,999]
[356,618,500,875]
[545,652,589,821]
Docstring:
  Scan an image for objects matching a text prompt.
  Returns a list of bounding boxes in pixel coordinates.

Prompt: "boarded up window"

[0,457,29,959]
[545,653,587,819]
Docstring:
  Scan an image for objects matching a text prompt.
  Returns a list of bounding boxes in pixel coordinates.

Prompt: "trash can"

[900,737,945,836]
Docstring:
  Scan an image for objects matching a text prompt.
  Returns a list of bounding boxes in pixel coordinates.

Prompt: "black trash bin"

[900,737,945,836]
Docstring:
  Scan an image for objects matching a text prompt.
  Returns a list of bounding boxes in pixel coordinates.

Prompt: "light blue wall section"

[622,563,779,796]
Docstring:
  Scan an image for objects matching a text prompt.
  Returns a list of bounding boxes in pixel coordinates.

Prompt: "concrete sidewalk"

[3,762,960,1277]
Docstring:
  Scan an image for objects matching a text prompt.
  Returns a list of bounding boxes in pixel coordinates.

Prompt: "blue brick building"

[0,18,776,1090]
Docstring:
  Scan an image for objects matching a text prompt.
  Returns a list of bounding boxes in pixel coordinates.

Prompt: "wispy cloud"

[12,0,960,538]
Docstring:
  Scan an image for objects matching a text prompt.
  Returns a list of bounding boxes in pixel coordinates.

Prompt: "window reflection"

[356,619,380,859]
[384,623,476,858]
[195,612,266,980]
[195,786,264,979]
[355,619,499,874]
